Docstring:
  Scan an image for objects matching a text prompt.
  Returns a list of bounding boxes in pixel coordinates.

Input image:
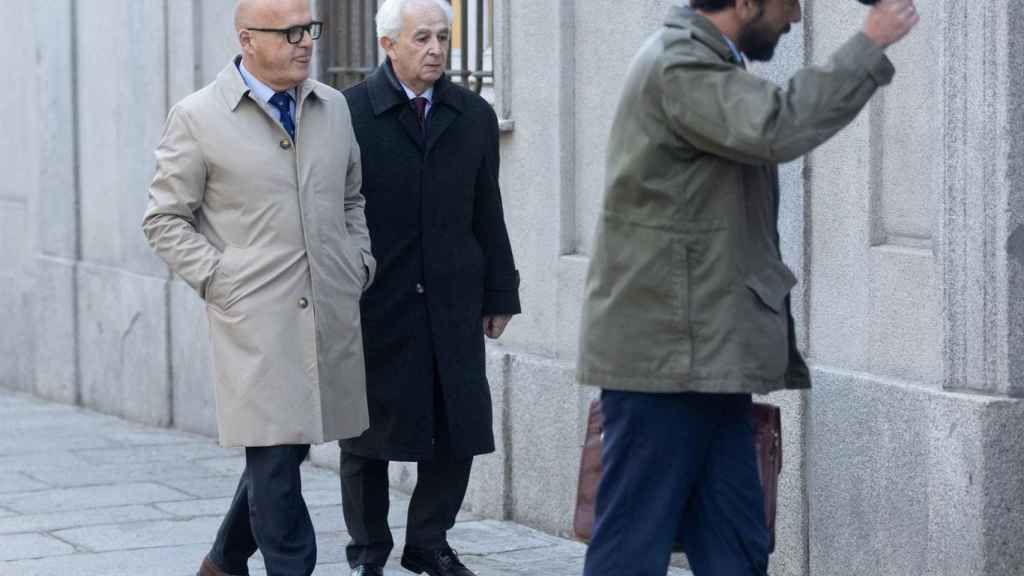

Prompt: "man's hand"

[863,0,919,48]
[483,315,512,339]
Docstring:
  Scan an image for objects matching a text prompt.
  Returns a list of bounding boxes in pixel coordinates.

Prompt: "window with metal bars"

[319,0,494,99]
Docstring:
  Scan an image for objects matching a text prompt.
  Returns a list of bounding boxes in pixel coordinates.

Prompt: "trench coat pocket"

[744,261,798,313]
[206,245,239,311]
[341,243,369,291]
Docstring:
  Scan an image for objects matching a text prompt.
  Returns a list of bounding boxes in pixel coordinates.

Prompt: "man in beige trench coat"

[142,1,375,574]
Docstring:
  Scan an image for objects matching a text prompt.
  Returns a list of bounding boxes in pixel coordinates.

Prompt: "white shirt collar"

[238,60,295,106]
[400,82,434,104]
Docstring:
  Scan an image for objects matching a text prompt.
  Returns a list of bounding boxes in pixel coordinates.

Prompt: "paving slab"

[0,482,192,514]
[0,532,76,561]
[0,450,94,474]
[0,543,211,576]
[24,459,232,488]
[74,442,239,466]
[0,471,49,494]
[0,434,121,455]
[0,504,170,535]
[53,516,225,551]
[94,426,206,447]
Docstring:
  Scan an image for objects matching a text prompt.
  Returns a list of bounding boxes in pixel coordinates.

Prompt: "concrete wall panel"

[33,257,78,404]
[978,400,1024,575]
[809,368,1024,576]
[0,263,34,393]
[555,256,587,362]
[463,348,512,520]
[30,0,78,405]
[940,0,1021,397]
[571,0,671,256]
[505,355,588,536]
[0,202,30,277]
[867,247,943,384]
[77,264,170,426]
[491,0,568,358]
[0,0,39,396]
[1000,0,1024,397]
[167,0,199,107]
[874,0,939,246]
[169,281,215,437]
[0,1,37,206]
[33,0,78,261]
[809,370,931,575]
[76,0,167,277]
[806,3,878,371]
[197,1,239,86]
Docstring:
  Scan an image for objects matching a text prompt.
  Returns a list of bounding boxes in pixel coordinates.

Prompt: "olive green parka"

[577,6,895,394]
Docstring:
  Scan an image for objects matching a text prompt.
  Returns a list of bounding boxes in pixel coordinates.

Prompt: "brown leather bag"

[572,399,783,553]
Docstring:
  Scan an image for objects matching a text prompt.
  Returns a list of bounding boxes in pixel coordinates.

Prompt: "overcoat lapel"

[424,76,462,153]
[397,105,425,150]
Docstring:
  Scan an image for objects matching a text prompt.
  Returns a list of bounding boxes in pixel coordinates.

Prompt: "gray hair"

[375,0,453,40]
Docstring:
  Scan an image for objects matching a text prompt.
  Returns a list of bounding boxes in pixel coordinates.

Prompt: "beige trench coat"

[143,58,376,447]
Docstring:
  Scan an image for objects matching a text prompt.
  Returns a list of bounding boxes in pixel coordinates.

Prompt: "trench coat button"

[415,283,425,294]
[298,297,309,309]
[280,138,292,150]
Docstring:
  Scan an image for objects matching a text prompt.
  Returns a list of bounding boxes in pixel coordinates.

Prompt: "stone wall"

[2,1,1022,575]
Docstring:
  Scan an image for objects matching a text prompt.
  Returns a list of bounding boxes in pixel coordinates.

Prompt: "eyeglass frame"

[246,21,323,44]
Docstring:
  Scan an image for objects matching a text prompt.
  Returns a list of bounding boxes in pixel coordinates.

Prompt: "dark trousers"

[208,444,316,576]
[340,376,472,567]
[583,390,770,576]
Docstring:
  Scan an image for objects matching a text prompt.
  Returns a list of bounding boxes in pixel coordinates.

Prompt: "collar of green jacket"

[666,5,740,66]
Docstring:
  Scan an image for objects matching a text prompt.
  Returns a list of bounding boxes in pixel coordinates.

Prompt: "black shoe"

[351,565,384,576]
[401,546,476,576]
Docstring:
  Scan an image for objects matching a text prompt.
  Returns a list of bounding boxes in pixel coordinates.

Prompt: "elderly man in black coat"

[338,1,521,575]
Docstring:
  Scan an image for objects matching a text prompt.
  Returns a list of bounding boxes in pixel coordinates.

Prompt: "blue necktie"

[269,91,295,140]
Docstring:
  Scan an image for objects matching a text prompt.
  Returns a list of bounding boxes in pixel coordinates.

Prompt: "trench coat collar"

[216,56,330,113]
[665,5,742,67]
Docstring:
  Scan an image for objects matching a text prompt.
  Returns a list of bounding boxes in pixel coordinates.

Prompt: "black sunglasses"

[247,21,323,44]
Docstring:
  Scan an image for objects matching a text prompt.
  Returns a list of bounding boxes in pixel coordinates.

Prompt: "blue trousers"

[208,444,316,576]
[582,390,770,576]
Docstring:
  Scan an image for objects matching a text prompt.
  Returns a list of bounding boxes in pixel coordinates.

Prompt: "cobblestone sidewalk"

[0,389,691,576]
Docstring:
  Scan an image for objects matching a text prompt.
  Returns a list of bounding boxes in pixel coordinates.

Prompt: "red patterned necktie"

[413,97,429,131]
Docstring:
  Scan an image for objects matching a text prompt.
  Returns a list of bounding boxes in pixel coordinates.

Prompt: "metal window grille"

[320,0,494,94]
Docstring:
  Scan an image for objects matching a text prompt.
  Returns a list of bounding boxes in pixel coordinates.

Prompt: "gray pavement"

[0,389,692,576]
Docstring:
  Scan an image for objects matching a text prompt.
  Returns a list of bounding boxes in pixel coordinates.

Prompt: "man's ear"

[239,29,254,54]
[380,36,396,59]
[735,0,758,21]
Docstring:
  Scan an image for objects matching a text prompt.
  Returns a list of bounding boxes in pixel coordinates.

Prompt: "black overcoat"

[340,62,521,461]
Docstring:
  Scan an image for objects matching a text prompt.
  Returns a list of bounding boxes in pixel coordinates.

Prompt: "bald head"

[235,0,303,32]
[235,0,315,91]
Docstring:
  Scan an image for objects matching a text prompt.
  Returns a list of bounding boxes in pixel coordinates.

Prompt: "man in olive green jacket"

[577,0,918,574]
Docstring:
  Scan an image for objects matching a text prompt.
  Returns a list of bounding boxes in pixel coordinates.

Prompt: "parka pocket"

[742,260,797,376]
[745,262,797,314]
[582,215,691,378]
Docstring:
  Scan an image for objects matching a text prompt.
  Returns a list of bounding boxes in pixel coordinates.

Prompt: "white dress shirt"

[238,60,296,124]
[401,82,435,117]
